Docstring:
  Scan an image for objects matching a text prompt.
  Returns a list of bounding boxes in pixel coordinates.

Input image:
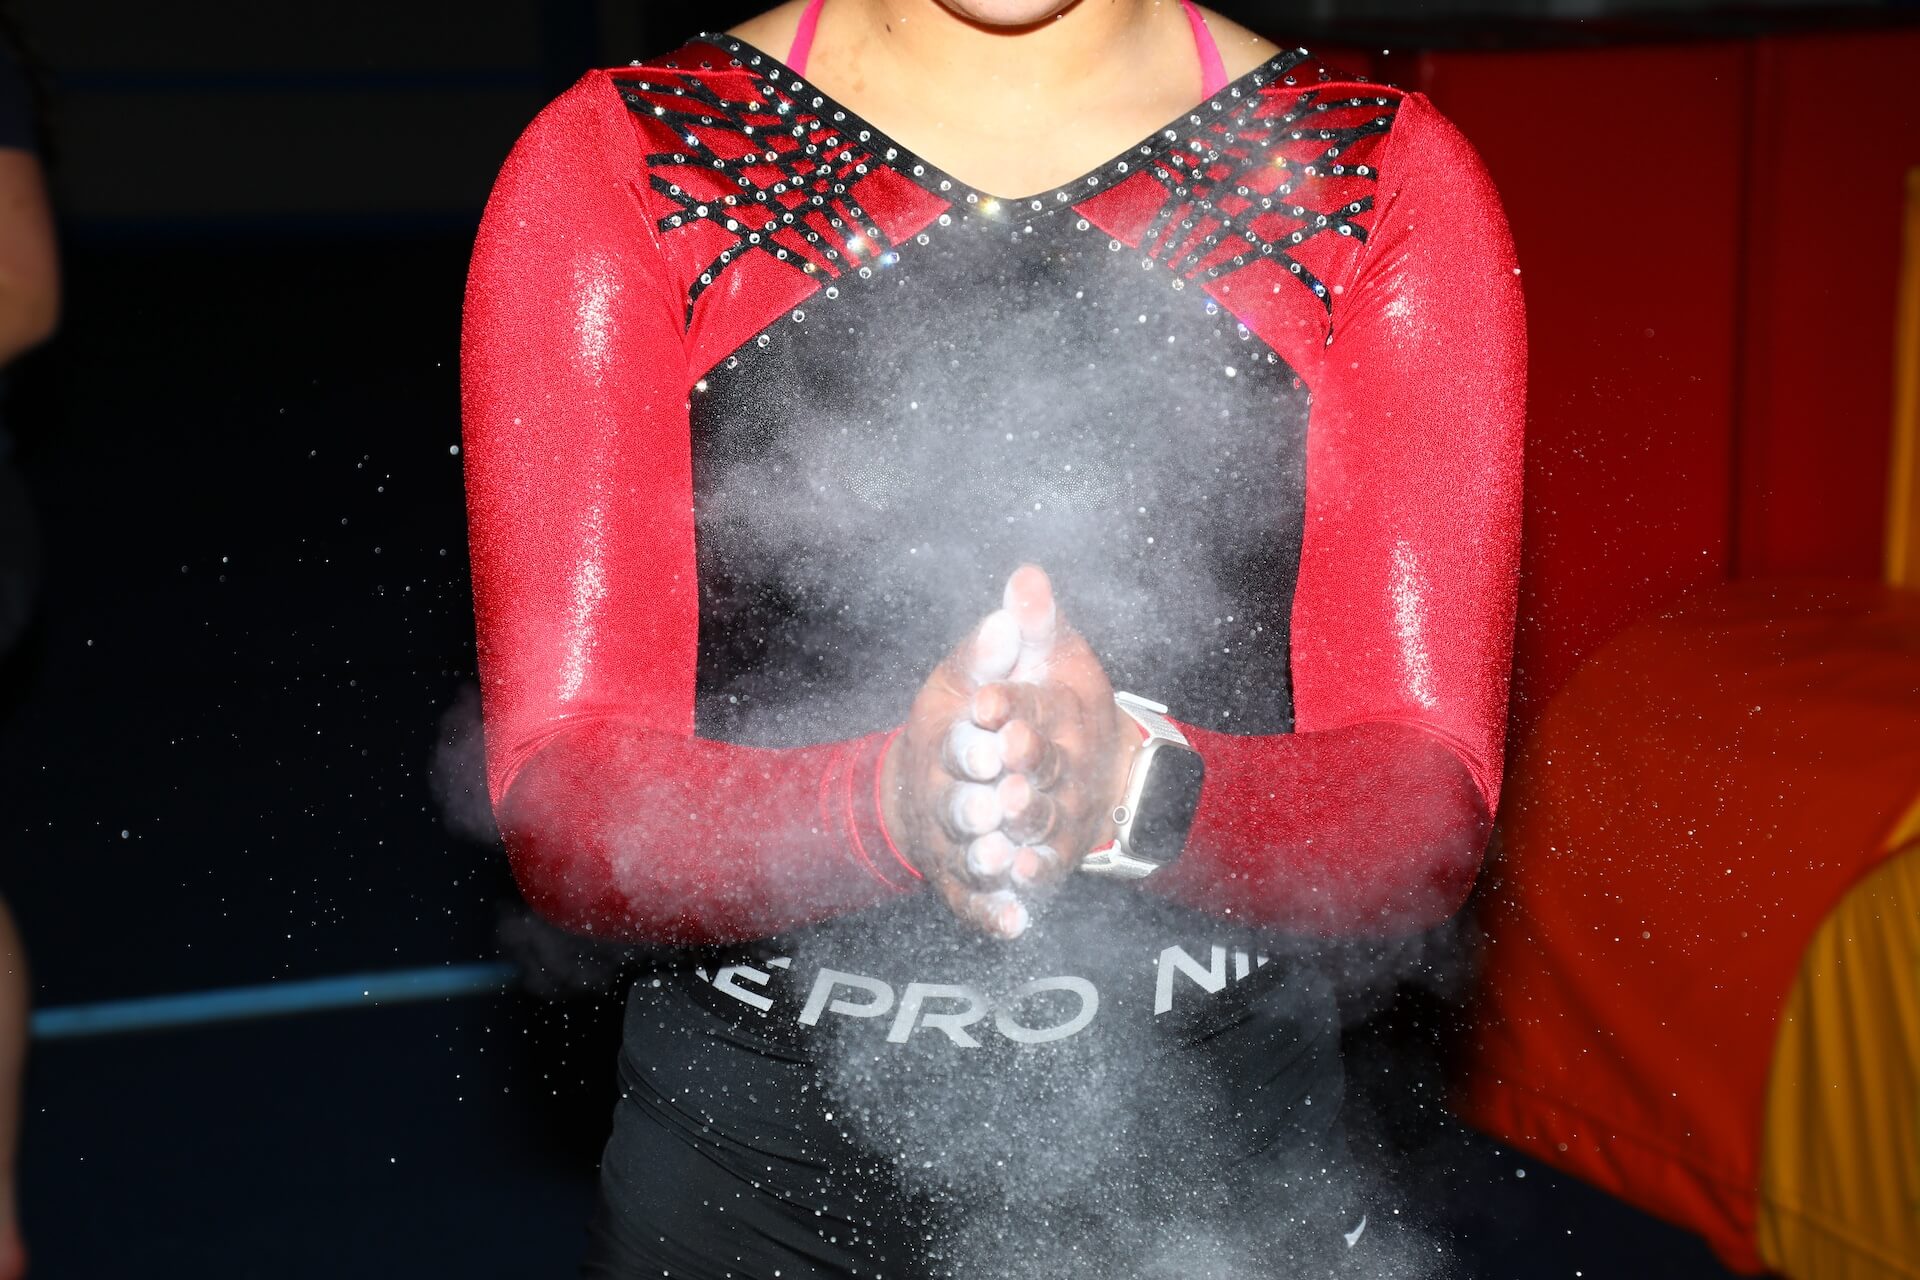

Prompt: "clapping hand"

[881,565,1140,938]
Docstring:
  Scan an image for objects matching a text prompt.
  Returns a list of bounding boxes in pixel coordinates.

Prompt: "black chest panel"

[689,224,1309,746]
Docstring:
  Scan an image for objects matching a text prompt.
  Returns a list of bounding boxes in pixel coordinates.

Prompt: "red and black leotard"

[460,35,1525,954]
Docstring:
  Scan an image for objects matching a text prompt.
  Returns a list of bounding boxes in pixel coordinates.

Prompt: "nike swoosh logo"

[1344,1215,1368,1249]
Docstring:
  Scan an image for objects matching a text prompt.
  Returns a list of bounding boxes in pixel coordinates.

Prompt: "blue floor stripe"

[30,962,519,1040]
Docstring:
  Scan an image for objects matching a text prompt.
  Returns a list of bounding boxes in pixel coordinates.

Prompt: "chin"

[936,0,1081,29]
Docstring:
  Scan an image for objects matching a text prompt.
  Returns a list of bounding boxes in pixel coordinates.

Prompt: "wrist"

[874,728,922,881]
[879,730,905,839]
[1081,694,1204,879]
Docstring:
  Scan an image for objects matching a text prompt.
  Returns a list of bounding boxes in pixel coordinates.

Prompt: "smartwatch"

[1079,692,1206,879]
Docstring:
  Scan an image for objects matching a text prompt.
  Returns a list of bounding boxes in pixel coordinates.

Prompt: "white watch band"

[1112,692,1188,750]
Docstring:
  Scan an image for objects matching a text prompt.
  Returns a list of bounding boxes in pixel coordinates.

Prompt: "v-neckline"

[696,31,1307,216]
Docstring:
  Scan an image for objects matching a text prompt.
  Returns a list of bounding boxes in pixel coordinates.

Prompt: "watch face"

[1130,744,1206,865]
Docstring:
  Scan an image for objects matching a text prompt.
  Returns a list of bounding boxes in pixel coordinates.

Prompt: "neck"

[831,0,1182,117]
[759,0,1214,199]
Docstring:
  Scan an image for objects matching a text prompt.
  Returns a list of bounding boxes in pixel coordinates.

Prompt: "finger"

[997,718,1062,786]
[971,680,1043,733]
[943,781,1002,840]
[996,771,1033,819]
[970,682,1009,730]
[969,888,1031,940]
[935,874,989,933]
[1010,844,1063,889]
[935,873,1029,939]
[943,721,1004,782]
[981,681,1087,744]
[964,831,1017,883]
[968,608,1021,685]
[998,776,1059,845]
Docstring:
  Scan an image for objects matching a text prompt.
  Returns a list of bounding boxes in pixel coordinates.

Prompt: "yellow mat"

[1757,796,1920,1279]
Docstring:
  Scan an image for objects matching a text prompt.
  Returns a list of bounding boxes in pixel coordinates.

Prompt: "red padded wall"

[1735,28,1920,579]
[1414,45,1750,731]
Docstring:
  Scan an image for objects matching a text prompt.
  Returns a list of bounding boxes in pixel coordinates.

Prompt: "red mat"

[1457,581,1920,1273]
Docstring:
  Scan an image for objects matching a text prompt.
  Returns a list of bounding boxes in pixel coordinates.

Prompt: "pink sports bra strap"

[787,0,826,74]
[1178,0,1229,98]
[791,0,1226,97]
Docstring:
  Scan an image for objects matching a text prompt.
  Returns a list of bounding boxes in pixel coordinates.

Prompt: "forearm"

[0,148,57,370]
[1148,719,1491,935]
[0,282,55,367]
[497,718,916,945]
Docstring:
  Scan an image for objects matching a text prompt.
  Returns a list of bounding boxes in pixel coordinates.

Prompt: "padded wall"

[1415,44,1749,727]
[1735,28,1920,580]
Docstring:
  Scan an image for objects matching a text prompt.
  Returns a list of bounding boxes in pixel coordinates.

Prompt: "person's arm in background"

[0,33,57,1276]
[1152,93,1527,936]
[0,147,56,365]
[0,895,27,1280]
[462,73,919,948]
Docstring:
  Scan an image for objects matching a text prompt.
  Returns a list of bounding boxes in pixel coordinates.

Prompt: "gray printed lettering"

[992,975,1099,1044]
[1154,944,1227,1015]
[888,982,988,1046]
[798,968,895,1026]
[712,963,774,1012]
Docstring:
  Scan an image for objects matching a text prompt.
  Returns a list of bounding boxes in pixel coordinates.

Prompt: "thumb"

[965,608,1022,685]
[1003,564,1057,682]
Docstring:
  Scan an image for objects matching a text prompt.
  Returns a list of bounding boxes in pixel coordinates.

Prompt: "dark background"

[0,1,1904,1275]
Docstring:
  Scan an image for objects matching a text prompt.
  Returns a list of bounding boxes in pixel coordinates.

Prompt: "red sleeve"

[1153,93,1527,935]
[460,71,917,945]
